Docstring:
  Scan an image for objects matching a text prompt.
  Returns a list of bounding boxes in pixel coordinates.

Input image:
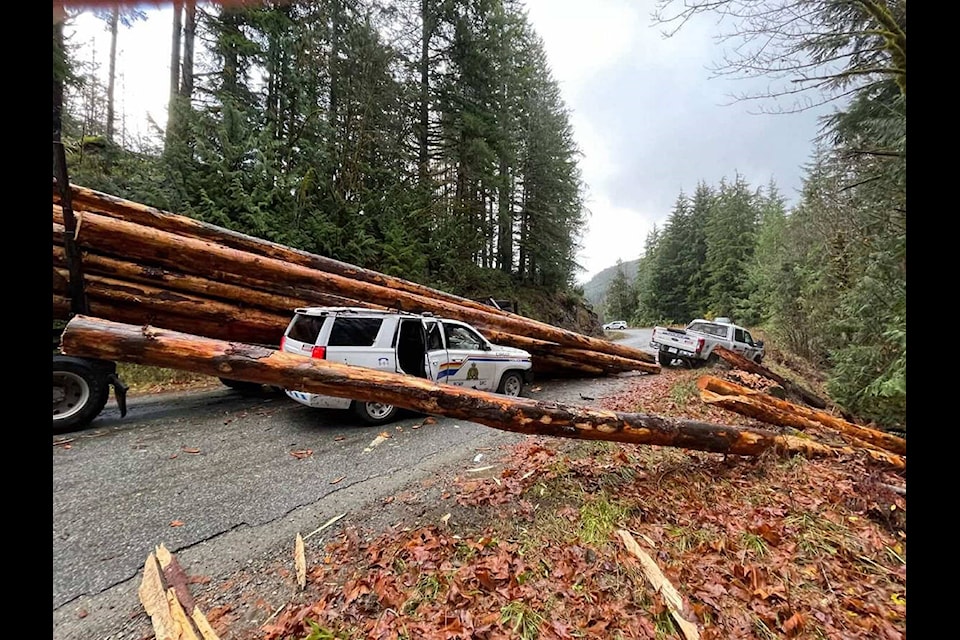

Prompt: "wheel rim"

[53,371,91,422]
[502,375,522,397]
[365,403,395,420]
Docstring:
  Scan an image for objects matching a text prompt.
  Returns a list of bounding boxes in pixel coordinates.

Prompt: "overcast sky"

[65,0,829,283]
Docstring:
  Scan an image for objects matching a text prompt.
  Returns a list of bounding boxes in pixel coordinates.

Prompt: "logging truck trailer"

[53,324,129,434]
[52,143,129,434]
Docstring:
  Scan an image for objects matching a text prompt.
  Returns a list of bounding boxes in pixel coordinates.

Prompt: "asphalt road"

[52,330,655,640]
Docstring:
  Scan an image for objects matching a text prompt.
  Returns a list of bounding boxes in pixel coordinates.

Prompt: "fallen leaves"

[207,368,906,640]
[170,520,185,527]
[329,475,345,485]
[182,447,201,454]
[289,449,313,459]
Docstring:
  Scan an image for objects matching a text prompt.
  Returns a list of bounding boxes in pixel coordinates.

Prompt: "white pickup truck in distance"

[650,318,764,367]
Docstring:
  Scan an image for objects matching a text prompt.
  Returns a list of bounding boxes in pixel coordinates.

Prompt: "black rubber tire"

[219,377,266,395]
[353,401,399,426]
[658,349,674,367]
[497,371,525,397]
[53,357,110,434]
[753,354,763,365]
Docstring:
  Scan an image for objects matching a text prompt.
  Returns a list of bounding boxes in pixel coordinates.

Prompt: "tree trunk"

[713,346,829,410]
[71,210,657,367]
[61,316,901,468]
[166,0,183,151]
[180,0,196,100]
[697,375,906,456]
[477,327,660,374]
[53,187,615,347]
[53,244,311,316]
[106,7,119,141]
[54,269,290,346]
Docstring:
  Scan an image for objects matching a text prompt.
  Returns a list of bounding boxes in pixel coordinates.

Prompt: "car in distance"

[279,307,534,425]
[602,320,628,330]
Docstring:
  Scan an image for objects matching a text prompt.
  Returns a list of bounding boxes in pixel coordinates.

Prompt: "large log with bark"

[53,242,640,375]
[55,186,635,360]
[713,346,828,409]
[476,327,660,375]
[59,316,902,468]
[696,375,906,456]
[54,243,644,377]
[71,211,658,368]
[53,267,288,345]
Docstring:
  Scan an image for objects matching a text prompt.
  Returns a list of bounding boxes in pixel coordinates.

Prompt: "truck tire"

[53,356,110,434]
[219,377,267,395]
[497,371,525,397]
[658,349,675,367]
[353,401,399,426]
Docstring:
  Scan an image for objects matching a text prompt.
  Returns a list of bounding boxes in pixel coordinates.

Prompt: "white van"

[279,307,533,425]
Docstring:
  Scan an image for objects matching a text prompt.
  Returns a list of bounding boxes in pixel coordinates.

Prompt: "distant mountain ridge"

[580,258,640,307]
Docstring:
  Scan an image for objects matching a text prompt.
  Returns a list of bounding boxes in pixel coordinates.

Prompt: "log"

[72,211,659,368]
[54,244,312,316]
[713,346,828,409]
[53,253,623,377]
[61,203,653,375]
[477,326,660,374]
[53,294,281,346]
[60,316,902,468]
[53,263,287,346]
[55,187,633,356]
[696,376,906,456]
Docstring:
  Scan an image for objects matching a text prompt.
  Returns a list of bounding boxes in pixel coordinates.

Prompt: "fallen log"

[477,326,660,374]
[696,376,906,456]
[55,189,627,355]
[72,211,658,368]
[53,294,282,345]
[60,316,902,469]
[53,251,623,376]
[713,346,828,410]
[54,244,312,316]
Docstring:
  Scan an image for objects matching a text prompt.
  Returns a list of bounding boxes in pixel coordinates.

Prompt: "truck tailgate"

[653,329,700,353]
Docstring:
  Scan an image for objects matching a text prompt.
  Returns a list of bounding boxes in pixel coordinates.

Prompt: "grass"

[500,601,545,640]
[668,378,698,408]
[579,497,628,546]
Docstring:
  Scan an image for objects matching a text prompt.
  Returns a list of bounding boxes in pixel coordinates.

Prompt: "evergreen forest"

[53,0,906,430]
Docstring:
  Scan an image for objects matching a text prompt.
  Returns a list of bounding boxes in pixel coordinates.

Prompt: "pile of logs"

[53,181,658,378]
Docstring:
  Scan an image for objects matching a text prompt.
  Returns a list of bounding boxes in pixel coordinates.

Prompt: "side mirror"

[756,340,764,348]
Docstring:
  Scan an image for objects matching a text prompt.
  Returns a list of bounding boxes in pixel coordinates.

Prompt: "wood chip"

[617,529,700,640]
[295,533,306,590]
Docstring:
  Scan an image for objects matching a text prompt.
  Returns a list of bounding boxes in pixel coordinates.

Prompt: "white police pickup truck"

[280,307,534,425]
[650,317,764,367]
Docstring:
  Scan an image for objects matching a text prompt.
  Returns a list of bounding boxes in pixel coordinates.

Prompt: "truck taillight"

[311,345,326,359]
[279,336,286,350]
[696,338,704,354]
